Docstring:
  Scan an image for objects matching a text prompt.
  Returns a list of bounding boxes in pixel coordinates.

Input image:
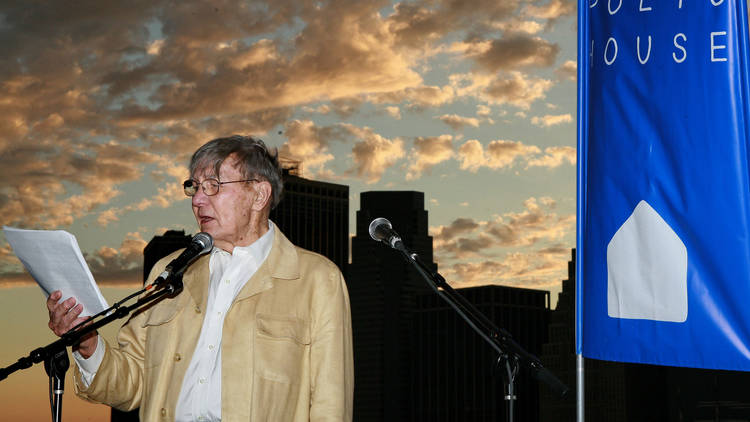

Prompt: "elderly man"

[47,135,354,421]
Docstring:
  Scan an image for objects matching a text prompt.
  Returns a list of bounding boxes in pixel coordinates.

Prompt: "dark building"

[412,285,550,422]
[142,230,192,281]
[348,191,436,421]
[348,191,552,422]
[538,249,750,421]
[270,162,349,273]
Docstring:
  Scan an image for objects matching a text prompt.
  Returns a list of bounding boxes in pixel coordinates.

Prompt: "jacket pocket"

[255,314,310,384]
[140,297,183,370]
[141,296,182,328]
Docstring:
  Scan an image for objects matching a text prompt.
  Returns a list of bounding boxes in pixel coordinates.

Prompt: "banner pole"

[576,354,584,422]
[575,0,589,421]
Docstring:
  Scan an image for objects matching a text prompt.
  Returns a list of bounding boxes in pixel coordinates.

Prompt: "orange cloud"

[557,60,577,81]
[446,248,570,288]
[406,135,455,180]
[0,0,574,239]
[432,197,574,259]
[523,0,576,21]
[457,139,541,171]
[280,119,337,176]
[345,124,406,184]
[527,146,577,168]
[437,114,480,131]
[474,36,560,71]
[531,113,573,127]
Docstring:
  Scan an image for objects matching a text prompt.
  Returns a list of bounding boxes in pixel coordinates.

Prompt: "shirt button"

[174,353,181,362]
[217,311,222,316]
[224,279,230,284]
[208,344,214,350]
[199,378,206,384]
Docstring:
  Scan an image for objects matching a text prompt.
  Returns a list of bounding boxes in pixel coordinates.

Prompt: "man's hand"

[46,290,98,359]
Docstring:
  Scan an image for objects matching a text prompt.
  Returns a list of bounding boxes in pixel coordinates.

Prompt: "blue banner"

[577,0,750,370]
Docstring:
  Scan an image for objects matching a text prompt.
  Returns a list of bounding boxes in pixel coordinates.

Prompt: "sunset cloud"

[482,72,554,109]
[387,0,521,47]
[432,217,481,241]
[0,0,577,296]
[280,119,337,176]
[96,183,185,226]
[0,140,162,228]
[367,84,457,109]
[492,19,546,35]
[432,197,574,259]
[523,0,577,21]
[474,36,560,71]
[527,146,577,168]
[457,139,541,171]
[432,197,574,286]
[557,60,577,81]
[449,71,553,110]
[385,106,402,120]
[437,114,480,131]
[85,231,147,286]
[447,248,570,288]
[345,124,406,184]
[476,105,492,118]
[531,113,573,127]
[406,135,455,180]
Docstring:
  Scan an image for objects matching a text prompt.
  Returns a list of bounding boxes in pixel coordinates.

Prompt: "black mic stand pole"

[0,275,184,422]
[389,242,568,421]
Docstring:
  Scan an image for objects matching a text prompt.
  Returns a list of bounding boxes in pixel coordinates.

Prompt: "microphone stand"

[389,242,569,421]
[0,275,184,422]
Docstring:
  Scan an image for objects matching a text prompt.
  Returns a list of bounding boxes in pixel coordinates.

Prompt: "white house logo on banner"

[606,200,688,323]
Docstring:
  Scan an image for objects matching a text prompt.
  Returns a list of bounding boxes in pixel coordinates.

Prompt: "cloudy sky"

[0,0,576,418]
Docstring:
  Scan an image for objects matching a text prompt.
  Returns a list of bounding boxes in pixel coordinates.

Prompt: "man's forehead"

[192,156,242,178]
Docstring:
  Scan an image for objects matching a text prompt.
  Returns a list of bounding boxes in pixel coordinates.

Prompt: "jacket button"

[195,306,201,314]
[160,408,167,417]
[174,353,181,362]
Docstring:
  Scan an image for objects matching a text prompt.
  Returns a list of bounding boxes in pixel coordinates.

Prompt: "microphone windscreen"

[368,218,392,242]
[192,232,213,253]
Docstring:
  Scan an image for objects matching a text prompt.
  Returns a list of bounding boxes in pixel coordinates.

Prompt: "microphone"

[153,232,213,286]
[369,218,405,250]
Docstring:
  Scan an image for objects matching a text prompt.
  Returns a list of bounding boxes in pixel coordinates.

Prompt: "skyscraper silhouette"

[348,191,435,421]
[412,285,549,422]
[348,191,552,421]
[270,165,348,273]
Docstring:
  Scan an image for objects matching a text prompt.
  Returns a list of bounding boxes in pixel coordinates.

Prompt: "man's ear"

[251,180,272,211]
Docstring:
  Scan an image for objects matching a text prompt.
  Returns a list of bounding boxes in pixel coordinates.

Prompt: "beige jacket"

[74,229,354,421]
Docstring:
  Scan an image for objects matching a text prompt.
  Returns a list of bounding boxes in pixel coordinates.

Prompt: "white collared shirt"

[75,223,275,422]
[175,223,274,421]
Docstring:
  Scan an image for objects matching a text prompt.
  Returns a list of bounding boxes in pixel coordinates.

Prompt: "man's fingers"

[62,304,83,327]
[46,290,62,311]
[47,296,83,336]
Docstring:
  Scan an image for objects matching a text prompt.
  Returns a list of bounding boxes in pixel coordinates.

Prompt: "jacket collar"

[183,227,300,308]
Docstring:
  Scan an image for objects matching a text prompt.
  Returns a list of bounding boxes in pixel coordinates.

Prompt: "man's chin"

[198,221,216,233]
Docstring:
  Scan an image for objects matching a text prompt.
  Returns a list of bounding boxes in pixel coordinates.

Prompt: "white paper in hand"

[3,226,109,316]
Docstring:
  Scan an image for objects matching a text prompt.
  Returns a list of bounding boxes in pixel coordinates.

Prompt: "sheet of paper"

[3,226,109,317]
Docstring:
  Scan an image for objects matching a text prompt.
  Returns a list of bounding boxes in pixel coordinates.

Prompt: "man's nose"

[192,186,209,205]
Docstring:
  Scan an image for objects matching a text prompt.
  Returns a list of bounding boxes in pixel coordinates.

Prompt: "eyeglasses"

[183,178,260,197]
